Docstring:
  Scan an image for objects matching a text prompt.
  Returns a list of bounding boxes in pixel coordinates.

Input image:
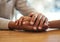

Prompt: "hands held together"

[9,13,48,32]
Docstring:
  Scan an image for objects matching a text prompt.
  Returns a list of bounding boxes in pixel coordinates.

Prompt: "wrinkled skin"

[15,16,48,32]
[29,13,48,30]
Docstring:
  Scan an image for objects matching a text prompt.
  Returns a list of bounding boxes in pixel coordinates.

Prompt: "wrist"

[8,21,17,30]
[48,21,53,28]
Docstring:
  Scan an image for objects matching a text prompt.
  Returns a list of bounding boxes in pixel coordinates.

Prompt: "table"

[0,30,60,42]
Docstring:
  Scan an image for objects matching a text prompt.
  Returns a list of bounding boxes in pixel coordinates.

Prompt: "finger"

[22,16,31,25]
[23,25,37,32]
[34,14,42,26]
[33,27,37,30]
[33,14,42,30]
[30,14,38,25]
[38,16,46,30]
[43,18,48,29]
[28,13,34,17]
[19,16,24,26]
[22,25,33,31]
[23,21,30,25]
[15,20,19,25]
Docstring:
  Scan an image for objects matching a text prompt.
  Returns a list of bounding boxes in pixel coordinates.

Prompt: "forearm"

[15,0,36,16]
[0,18,17,30]
[48,20,60,29]
[8,21,18,30]
[0,18,10,29]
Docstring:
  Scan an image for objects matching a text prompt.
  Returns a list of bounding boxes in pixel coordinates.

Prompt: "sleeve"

[0,17,11,29]
[15,0,37,16]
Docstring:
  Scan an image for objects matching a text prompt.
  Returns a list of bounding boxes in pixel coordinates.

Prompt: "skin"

[28,13,48,30]
[48,20,60,29]
[28,13,60,29]
[0,0,48,31]
[18,17,60,31]
[9,12,48,31]
[15,16,36,31]
[15,16,48,31]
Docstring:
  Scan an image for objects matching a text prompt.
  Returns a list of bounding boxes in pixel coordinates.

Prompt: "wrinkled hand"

[28,13,48,31]
[15,16,34,31]
[15,16,48,32]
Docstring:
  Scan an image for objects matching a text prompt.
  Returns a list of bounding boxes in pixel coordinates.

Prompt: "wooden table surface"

[0,30,60,42]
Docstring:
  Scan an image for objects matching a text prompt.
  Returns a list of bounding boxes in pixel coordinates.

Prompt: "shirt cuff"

[0,18,11,29]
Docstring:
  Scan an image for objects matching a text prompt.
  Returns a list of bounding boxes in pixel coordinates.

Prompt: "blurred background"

[14,0,60,21]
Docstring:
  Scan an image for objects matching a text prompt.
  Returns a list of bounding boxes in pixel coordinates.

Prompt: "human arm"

[0,18,10,29]
[15,0,36,16]
[0,17,20,30]
[15,0,48,30]
[3,16,47,31]
[15,16,48,31]
[48,20,60,29]
[0,18,32,30]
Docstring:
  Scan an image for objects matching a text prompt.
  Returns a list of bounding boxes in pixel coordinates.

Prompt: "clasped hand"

[15,13,48,32]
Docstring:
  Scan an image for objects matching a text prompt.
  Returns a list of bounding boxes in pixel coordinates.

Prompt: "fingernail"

[30,22,34,25]
[33,27,37,30]
[23,22,25,24]
[38,27,41,29]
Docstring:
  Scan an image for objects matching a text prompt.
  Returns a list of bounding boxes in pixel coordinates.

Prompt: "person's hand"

[28,13,48,31]
[8,15,48,31]
[15,16,48,31]
[15,16,35,31]
[8,16,34,31]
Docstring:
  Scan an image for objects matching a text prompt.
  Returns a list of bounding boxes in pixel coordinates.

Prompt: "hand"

[15,16,35,31]
[8,15,48,31]
[15,16,48,32]
[28,13,48,31]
